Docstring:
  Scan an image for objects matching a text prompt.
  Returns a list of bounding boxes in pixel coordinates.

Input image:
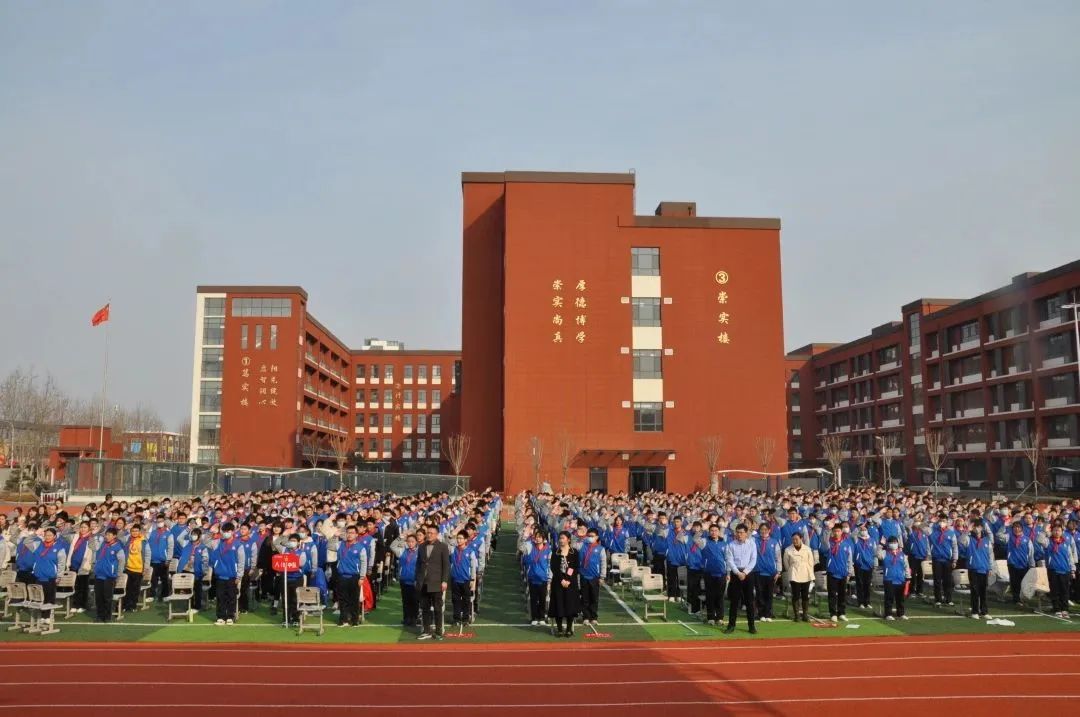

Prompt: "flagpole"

[98,302,110,458]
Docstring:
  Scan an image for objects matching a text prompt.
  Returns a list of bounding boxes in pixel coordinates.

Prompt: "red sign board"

[272,554,301,573]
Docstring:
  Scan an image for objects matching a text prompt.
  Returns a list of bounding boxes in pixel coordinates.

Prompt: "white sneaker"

[946,602,955,607]
[226,619,234,625]
[215,619,225,626]
[970,614,980,619]
[885,615,895,621]
[900,615,910,620]
[839,615,849,622]
[830,615,838,623]
[982,613,990,619]
[668,597,677,603]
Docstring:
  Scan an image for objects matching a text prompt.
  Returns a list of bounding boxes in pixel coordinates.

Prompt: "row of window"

[355,412,442,432]
[356,389,442,405]
[232,298,292,317]
[240,324,278,350]
[356,437,442,458]
[357,364,443,381]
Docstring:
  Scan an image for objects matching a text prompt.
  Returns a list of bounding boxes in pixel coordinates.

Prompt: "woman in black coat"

[548,531,581,636]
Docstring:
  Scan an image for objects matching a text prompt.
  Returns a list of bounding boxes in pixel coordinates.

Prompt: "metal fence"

[65,458,468,498]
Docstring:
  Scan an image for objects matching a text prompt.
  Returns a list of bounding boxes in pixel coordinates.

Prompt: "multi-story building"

[787,261,1080,491]
[188,286,460,472]
[121,431,189,462]
[462,171,787,495]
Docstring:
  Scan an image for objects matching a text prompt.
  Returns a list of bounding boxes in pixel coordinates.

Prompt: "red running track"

[1,634,1078,716]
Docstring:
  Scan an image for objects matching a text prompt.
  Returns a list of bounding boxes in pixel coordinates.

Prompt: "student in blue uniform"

[929,514,958,606]
[92,528,126,623]
[397,533,420,627]
[449,530,478,627]
[822,523,854,623]
[177,528,210,611]
[686,522,706,616]
[579,527,607,626]
[665,518,689,601]
[852,524,878,609]
[702,523,728,625]
[752,523,782,622]
[906,520,930,597]
[32,527,67,622]
[1005,521,1035,606]
[1045,522,1077,618]
[147,514,174,602]
[525,532,552,626]
[208,522,247,626]
[15,523,41,584]
[336,524,367,627]
[881,536,910,620]
[965,520,993,619]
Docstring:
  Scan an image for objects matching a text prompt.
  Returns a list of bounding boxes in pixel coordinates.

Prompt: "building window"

[356,365,366,379]
[404,365,413,380]
[199,382,222,412]
[418,390,427,405]
[368,389,378,404]
[200,348,224,378]
[197,448,219,464]
[418,414,427,433]
[632,298,661,327]
[204,297,226,317]
[355,413,365,427]
[404,389,413,404]
[371,365,380,380]
[589,467,608,493]
[383,389,392,404]
[908,313,921,350]
[382,438,392,454]
[631,247,660,276]
[417,439,427,458]
[432,414,441,433]
[960,321,978,343]
[629,466,665,494]
[432,390,441,405]
[418,365,428,381]
[432,365,441,380]
[368,438,378,453]
[269,324,278,350]
[202,316,224,346]
[431,438,441,459]
[384,365,394,381]
[403,414,413,430]
[403,438,413,456]
[454,360,462,393]
[240,325,248,350]
[231,297,291,317]
[197,415,220,446]
[383,413,393,429]
[255,325,263,349]
[633,402,663,431]
[355,388,364,403]
[633,349,662,378]
[369,413,379,428]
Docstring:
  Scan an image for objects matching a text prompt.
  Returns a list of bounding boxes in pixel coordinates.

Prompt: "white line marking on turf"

[2,695,1078,709]
[5,672,1075,688]
[601,582,645,625]
[678,620,698,634]
[6,654,1075,670]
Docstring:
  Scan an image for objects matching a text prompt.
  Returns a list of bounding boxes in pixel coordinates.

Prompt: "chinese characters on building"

[715,270,732,345]
[240,356,280,408]
[551,278,588,344]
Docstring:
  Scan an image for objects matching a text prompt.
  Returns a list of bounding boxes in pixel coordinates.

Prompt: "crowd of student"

[1,488,500,639]
[514,487,1079,634]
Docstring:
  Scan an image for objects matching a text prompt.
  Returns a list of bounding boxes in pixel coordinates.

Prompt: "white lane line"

[4,672,1076,688]
[2,695,1079,709]
[601,582,645,625]
[5,653,1075,670]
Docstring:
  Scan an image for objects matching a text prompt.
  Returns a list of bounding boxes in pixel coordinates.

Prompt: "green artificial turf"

[3,525,1078,644]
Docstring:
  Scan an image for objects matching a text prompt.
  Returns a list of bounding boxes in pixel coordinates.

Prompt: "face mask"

[859,531,869,539]
[299,533,308,539]
[288,541,298,549]
[585,536,596,544]
[337,521,345,528]
[842,527,851,534]
[222,531,233,539]
[887,543,898,551]
[157,521,165,528]
[939,522,947,529]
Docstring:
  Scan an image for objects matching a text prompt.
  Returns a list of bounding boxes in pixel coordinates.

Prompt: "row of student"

[521,491,1077,625]
[4,489,501,630]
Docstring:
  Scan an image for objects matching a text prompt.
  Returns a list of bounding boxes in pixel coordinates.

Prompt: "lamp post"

[5,420,13,469]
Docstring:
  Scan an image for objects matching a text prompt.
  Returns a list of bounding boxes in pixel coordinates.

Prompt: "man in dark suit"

[415,523,450,640]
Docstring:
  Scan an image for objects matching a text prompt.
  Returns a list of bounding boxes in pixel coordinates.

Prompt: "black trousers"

[280,579,299,623]
[754,574,775,618]
[260,569,276,602]
[652,554,667,586]
[883,582,906,616]
[325,561,338,602]
[190,574,204,611]
[580,577,600,620]
[969,571,988,616]
[726,575,755,628]
[216,578,238,621]
[687,569,703,613]
[1049,571,1071,612]
[666,563,682,599]
[932,561,953,603]
[39,579,56,620]
[94,578,115,621]
[122,570,142,611]
[150,562,169,600]
[400,583,419,624]
[73,574,90,610]
[238,573,252,611]
[854,567,872,605]
[15,570,35,585]
[1008,565,1028,603]
[790,581,810,618]
[338,574,361,625]
[908,556,925,595]
[704,575,726,621]
[420,587,445,635]
[451,580,472,623]
[528,581,548,621]
[827,574,847,616]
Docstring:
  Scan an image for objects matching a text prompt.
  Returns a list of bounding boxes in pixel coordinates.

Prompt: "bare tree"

[877,433,901,490]
[856,450,872,484]
[300,433,322,470]
[528,435,544,493]
[754,436,776,474]
[820,434,849,489]
[700,435,722,493]
[556,429,575,493]
[447,433,471,494]
[1017,426,1045,498]
[329,433,351,489]
[923,427,951,493]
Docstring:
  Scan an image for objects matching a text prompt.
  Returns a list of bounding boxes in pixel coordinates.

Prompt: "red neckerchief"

[1013,533,1024,548]
[453,547,467,568]
[936,528,946,544]
[1051,537,1065,554]
[39,540,56,557]
[888,550,901,567]
[584,541,599,566]
[830,538,842,556]
[531,546,547,565]
[759,537,769,556]
[73,534,89,553]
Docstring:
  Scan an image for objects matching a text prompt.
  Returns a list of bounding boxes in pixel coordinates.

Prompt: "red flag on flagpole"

[91,304,110,327]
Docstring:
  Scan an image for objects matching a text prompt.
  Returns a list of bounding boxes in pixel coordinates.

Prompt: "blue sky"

[1,1,1078,424]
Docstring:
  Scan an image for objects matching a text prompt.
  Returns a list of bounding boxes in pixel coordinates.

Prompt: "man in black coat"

[415,524,451,640]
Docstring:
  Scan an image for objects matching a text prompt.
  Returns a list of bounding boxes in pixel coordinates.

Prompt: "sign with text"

[272,554,301,573]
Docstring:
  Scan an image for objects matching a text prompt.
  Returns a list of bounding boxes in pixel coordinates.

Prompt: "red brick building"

[189,286,460,473]
[461,171,787,495]
[787,261,1080,491]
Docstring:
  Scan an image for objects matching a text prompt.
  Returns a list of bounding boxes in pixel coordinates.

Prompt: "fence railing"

[65,458,468,498]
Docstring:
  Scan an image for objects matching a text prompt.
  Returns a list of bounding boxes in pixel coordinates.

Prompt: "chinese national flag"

[91,304,110,327]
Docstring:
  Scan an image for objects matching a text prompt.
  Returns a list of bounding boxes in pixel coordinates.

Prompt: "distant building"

[121,431,189,463]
